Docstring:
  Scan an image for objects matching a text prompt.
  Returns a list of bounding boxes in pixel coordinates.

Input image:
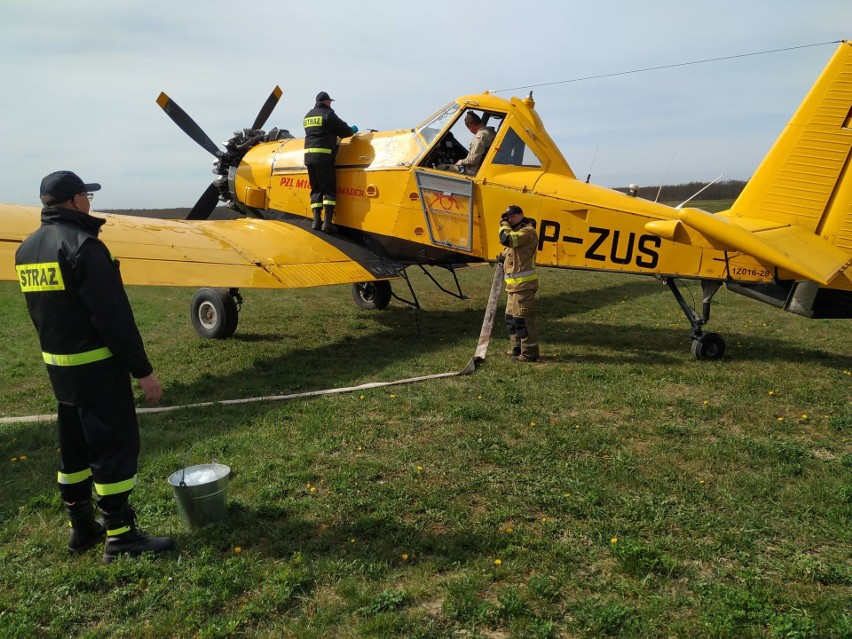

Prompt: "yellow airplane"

[2,41,850,359]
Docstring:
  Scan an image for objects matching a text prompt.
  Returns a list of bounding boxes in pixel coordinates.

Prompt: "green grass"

[1,262,850,638]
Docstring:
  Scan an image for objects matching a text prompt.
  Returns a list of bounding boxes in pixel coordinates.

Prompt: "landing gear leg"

[663,278,726,360]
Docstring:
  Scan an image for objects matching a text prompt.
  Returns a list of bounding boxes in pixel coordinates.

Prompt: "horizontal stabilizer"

[675,208,851,285]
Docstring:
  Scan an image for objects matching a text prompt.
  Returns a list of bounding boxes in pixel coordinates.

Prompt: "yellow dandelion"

[494,558,502,566]
[505,527,513,534]
[234,546,242,553]
[401,553,409,560]
[359,395,365,400]
[350,538,356,544]
[389,394,396,399]
[310,486,317,493]
[801,414,809,420]
[777,417,785,422]
[356,446,363,451]
[611,537,618,543]
[416,465,423,472]
[530,421,537,427]
[477,394,483,400]
[10,458,17,462]
[702,400,709,406]
[768,390,775,396]
[699,479,705,485]
[564,492,571,497]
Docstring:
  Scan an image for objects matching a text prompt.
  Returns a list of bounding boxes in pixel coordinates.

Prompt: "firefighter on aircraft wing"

[303,91,358,233]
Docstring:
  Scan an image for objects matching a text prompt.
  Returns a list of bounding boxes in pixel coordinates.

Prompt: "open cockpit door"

[413,170,474,252]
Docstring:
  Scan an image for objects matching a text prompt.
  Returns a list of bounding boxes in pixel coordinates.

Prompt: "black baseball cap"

[40,170,101,205]
[504,205,524,217]
[315,91,334,102]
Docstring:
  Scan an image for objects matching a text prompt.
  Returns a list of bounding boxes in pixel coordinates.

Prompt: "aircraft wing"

[1,204,398,288]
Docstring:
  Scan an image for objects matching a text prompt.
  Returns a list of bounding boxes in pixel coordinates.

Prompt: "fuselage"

[230,92,789,287]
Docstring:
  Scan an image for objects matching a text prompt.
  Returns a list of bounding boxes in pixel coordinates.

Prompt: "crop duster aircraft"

[2,42,851,360]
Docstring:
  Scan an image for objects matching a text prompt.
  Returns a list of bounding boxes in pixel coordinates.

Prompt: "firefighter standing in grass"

[15,170,173,564]
[499,204,540,362]
[303,91,358,233]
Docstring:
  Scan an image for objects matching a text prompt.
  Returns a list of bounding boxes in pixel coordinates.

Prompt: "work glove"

[496,253,505,264]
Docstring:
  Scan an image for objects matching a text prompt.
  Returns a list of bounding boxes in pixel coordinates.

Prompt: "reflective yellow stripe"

[322,198,336,206]
[304,147,333,154]
[42,347,113,367]
[304,116,323,127]
[57,468,93,485]
[107,525,131,536]
[505,272,539,285]
[16,262,65,292]
[508,231,524,247]
[94,475,137,496]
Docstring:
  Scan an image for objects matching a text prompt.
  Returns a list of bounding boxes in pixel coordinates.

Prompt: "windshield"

[416,102,460,146]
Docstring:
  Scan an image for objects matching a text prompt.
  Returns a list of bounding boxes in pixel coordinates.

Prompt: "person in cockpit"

[438,111,496,174]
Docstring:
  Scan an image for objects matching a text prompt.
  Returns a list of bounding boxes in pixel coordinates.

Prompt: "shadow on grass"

[157,280,665,402]
[148,276,848,406]
[177,500,504,568]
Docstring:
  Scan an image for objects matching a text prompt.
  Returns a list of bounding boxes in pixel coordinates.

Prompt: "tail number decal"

[539,221,661,269]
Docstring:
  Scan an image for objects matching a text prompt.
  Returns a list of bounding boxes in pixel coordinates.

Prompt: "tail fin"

[729,41,852,254]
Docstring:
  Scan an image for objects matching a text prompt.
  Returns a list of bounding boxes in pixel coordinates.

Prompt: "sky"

[0,0,847,209]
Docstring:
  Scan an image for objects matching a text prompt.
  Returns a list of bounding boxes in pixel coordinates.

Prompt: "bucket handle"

[179,443,221,487]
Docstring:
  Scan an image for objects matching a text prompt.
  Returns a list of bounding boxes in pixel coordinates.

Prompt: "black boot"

[321,206,337,233]
[66,500,105,552]
[103,504,174,565]
[311,207,322,230]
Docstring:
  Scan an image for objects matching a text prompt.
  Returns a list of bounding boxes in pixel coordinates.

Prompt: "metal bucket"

[168,463,230,531]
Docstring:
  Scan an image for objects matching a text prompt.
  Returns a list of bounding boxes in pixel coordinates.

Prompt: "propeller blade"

[251,86,283,131]
[156,92,221,158]
[186,182,221,220]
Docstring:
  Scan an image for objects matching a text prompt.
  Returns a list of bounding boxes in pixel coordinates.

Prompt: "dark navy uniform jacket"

[15,206,153,405]
[303,102,356,165]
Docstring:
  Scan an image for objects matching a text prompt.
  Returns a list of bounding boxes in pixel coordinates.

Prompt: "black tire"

[190,288,239,339]
[691,332,726,361]
[351,281,392,310]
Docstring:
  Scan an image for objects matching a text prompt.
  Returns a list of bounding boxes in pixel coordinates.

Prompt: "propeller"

[156,92,221,158]
[187,182,223,220]
[156,87,284,220]
[252,86,283,130]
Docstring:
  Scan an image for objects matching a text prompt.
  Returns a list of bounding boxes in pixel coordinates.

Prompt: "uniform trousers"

[56,373,139,512]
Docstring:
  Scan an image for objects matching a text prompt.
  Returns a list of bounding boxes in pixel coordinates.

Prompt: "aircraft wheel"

[691,332,725,361]
[351,281,392,310]
[190,288,239,339]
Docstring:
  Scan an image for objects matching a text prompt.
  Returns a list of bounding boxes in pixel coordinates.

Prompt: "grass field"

[0,257,850,638]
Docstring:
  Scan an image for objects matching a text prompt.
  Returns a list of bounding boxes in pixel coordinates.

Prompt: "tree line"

[614,179,747,203]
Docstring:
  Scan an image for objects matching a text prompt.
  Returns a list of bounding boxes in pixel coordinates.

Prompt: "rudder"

[729,41,852,254]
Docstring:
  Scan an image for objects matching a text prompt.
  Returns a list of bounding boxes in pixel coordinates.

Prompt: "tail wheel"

[190,288,239,339]
[351,281,392,310]
[691,332,725,360]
